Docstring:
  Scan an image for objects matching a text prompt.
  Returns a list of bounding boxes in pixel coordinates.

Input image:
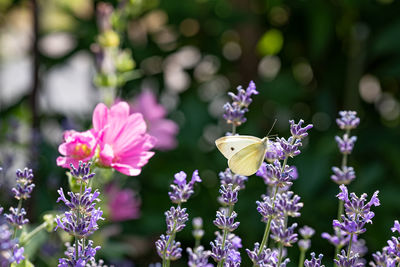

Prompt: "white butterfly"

[215,135,268,176]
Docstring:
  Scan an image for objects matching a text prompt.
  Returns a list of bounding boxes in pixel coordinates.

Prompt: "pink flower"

[92,101,156,176]
[56,130,97,168]
[105,183,140,222]
[130,90,179,151]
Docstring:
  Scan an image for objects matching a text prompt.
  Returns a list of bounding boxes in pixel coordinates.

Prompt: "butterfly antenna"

[266,119,277,137]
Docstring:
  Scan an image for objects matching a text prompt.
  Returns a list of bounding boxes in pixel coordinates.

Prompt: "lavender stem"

[347,233,354,260]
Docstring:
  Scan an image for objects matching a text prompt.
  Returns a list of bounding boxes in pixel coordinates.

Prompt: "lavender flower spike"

[289,119,313,140]
[12,168,35,200]
[331,166,355,185]
[336,111,360,130]
[304,252,325,267]
[334,249,363,267]
[168,170,202,205]
[335,134,357,154]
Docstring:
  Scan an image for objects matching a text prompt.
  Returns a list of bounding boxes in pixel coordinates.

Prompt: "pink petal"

[92,103,109,133]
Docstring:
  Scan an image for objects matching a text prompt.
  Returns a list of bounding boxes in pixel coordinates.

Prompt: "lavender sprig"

[223,81,259,134]
[328,111,360,261]
[252,120,312,265]
[156,170,201,267]
[55,162,104,266]
[298,226,315,267]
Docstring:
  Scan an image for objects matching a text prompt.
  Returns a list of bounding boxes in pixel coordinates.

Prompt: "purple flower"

[336,111,360,131]
[187,246,212,267]
[223,81,258,127]
[332,185,379,235]
[192,217,205,240]
[271,220,298,247]
[0,223,17,265]
[256,196,278,222]
[12,168,35,200]
[334,249,363,267]
[289,120,313,140]
[265,141,285,162]
[370,248,396,267]
[335,134,357,154]
[70,161,95,182]
[55,187,104,238]
[213,210,240,232]
[165,206,188,234]
[219,169,248,190]
[304,253,324,267]
[246,244,289,267]
[337,184,380,222]
[275,191,303,218]
[331,166,355,185]
[298,239,311,251]
[155,235,182,261]
[168,170,202,204]
[387,236,400,258]
[321,229,351,248]
[4,207,29,228]
[12,246,24,264]
[300,226,315,239]
[210,240,230,262]
[130,90,179,151]
[58,240,100,267]
[391,220,400,233]
[256,161,295,188]
[277,137,302,158]
[219,184,239,205]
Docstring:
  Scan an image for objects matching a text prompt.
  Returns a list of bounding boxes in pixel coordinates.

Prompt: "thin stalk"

[218,205,235,267]
[256,186,278,257]
[232,124,237,135]
[20,222,47,246]
[347,233,354,260]
[163,204,180,267]
[277,243,284,266]
[298,249,306,267]
[12,199,23,239]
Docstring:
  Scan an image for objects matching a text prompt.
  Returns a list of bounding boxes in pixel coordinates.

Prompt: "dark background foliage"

[1,0,400,266]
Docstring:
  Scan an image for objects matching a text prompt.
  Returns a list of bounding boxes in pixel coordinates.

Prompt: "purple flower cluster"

[168,170,202,205]
[12,168,35,200]
[0,221,24,265]
[55,187,104,237]
[336,111,360,130]
[246,244,290,267]
[334,250,364,267]
[304,253,324,267]
[223,81,259,129]
[250,119,312,265]
[187,246,212,267]
[331,111,359,185]
[155,235,182,261]
[298,226,315,251]
[156,170,201,265]
[370,220,400,266]
[58,240,100,267]
[332,185,380,235]
[55,162,104,266]
[4,168,36,228]
[0,168,34,266]
[219,169,248,190]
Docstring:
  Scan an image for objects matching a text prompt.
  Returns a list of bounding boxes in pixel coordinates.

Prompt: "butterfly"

[215,135,269,176]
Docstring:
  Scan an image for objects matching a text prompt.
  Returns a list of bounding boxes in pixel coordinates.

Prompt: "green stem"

[12,199,23,239]
[218,205,235,267]
[298,249,306,267]
[163,215,178,267]
[232,124,237,135]
[20,222,47,246]
[256,186,279,257]
[277,243,284,266]
[347,233,354,260]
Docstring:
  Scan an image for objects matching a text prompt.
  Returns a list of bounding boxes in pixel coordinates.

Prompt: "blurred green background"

[1,0,400,266]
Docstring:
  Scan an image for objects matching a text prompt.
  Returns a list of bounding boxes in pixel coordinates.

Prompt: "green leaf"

[11,259,34,267]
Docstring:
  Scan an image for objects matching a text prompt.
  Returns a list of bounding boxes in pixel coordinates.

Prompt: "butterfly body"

[215,135,268,176]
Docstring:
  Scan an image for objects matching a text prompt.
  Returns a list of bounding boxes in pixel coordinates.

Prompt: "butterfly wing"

[228,142,267,176]
[215,135,261,160]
